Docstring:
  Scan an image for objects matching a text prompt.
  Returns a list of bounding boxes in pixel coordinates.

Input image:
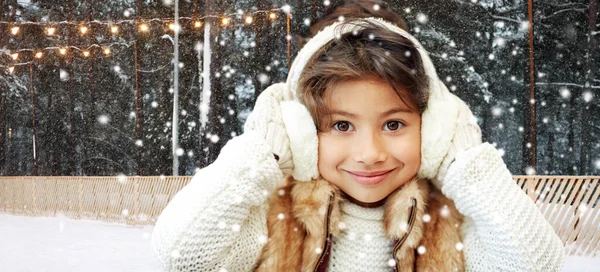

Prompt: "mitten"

[432,95,482,189]
[244,83,293,175]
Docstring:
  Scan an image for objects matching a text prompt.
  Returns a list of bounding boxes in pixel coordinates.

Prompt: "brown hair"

[310,0,408,36]
[297,20,429,131]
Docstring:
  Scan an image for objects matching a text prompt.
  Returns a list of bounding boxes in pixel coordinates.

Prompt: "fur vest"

[255,176,465,271]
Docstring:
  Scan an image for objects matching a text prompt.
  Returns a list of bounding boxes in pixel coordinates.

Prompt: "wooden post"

[527,0,536,171]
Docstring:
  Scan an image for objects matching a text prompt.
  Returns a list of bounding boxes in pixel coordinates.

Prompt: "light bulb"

[194,21,202,28]
[11,53,18,60]
[111,25,119,33]
[269,12,277,20]
[47,27,56,35]
[80,26,88,34]
[83,51,90,57]
[139,23,149,32]
[103,48,111,55]
[11,26,19,35]
[8,67,14,74]
[245,15,253,24]
[221,17,230,26]
[35,52,43,59]
[59,48,67,55]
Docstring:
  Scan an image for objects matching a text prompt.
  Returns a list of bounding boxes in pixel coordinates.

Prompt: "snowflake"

[525,166,536,175]
[135,140,143,147]
[455,242,464,251]
[417,245,426,254]
[560,88,571,99]
[416,13,428,24]
[117,174,127,184]
[59,69,69,81]
[422,214,431,223]
[595,159,600,169]
[583,91,594,102]
[98,115,109,124]
[175,148,184,156]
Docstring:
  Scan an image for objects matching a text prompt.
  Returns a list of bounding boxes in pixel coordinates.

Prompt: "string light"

[139,23,149,32]
[245,15,253,25]
[59,48,67,55]
[11,53,18,60]
[80,26,88,34]
[103,48,111,55]
[46,27,56,35]
[168,23,176,31]
[82,50,90,57]
[11,26,19,35]
[194,21,202,28]
[8,66,14,73]
[221,17,230,27]
[269,12,278,21]
[35,52,43,59]
[110,25,119,33]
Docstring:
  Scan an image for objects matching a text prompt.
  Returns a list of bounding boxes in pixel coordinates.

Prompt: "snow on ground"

[0,214,159,272]
[0,213,598,271]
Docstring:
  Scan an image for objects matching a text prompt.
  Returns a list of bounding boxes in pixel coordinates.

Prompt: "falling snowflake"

[59,69,69,81]
[492,107,503,117]
[98,115,109,124]
[388,259,396,267]
[595,159,600,169]
[417,246,426,254]
[135,140,143,147]
[416,13,428,24]
[525,167,536,175]
[231,224,241,232]
[257,73,270,85]
[560,88,571,99]
[583,91,594,102]
[423,214,431,223]
[122,209,129,216]
[117,174,127,184]
[455,242,464,251]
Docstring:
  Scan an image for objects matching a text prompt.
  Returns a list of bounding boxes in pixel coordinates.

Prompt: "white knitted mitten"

[432,96,482,189]
[244,83,293,175]
[443,143,565,271]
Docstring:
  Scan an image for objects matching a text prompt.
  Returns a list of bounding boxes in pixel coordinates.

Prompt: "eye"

[333,121,353,132]
[384,121,404,131]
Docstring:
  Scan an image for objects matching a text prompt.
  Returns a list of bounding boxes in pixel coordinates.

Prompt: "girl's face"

[317,78,422,204]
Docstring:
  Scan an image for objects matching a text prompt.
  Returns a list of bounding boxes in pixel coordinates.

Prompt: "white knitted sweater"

[328,202,394,271]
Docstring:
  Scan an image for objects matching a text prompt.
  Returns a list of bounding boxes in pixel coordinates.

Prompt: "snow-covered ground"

[0,213,598,271]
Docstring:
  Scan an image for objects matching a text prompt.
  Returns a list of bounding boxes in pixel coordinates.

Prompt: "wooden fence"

[0,175,598,257]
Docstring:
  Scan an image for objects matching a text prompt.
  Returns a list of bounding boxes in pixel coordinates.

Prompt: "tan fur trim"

[291,178,341,271]
[384,178,429,271]
[416,184,465,271]
[255,176,305,271]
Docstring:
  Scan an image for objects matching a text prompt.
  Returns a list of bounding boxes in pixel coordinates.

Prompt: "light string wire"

[1,8,291,72]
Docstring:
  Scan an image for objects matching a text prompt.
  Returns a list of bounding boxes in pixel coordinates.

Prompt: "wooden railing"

[1,175,598,257]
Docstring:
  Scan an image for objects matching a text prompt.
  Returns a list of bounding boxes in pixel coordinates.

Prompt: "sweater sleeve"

[151,131,283,272]
[442,143,565,272]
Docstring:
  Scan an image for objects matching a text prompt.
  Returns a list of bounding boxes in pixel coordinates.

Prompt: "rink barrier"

[0,175,598,257]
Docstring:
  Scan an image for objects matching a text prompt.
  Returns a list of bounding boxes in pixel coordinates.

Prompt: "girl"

[152,19,565,271]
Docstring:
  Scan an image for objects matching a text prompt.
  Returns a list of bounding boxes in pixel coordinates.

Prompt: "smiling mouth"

[345,169,395,186]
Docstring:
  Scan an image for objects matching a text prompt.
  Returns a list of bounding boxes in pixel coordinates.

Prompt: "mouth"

[345,169,395,186]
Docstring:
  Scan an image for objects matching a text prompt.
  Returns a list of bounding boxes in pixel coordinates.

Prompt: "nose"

[353,131,387,165]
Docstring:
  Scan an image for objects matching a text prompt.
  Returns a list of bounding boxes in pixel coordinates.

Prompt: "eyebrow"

[328,107,414,118]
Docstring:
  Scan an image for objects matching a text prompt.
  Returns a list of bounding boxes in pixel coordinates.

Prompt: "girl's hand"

[244,83,293,175]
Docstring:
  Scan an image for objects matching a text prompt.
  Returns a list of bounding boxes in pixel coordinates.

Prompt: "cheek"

[318,134,341,172]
